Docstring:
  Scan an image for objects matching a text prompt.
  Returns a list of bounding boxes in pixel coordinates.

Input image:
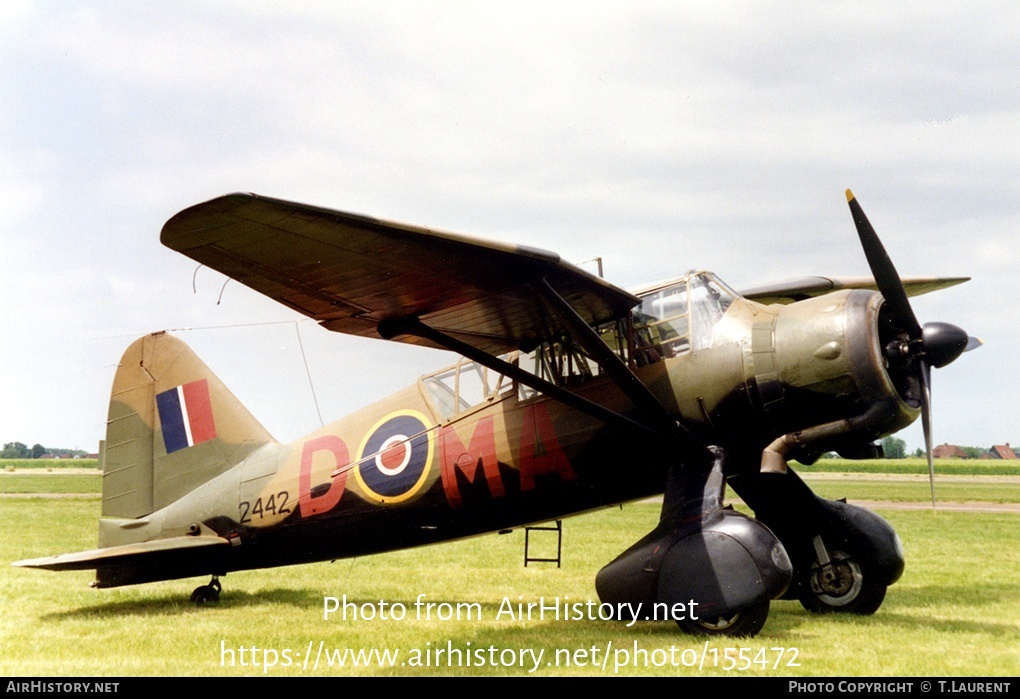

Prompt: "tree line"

[880,436,999,459]
[1,442,88,459]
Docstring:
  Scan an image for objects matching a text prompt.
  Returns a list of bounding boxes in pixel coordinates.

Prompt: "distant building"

[933,444,968,459]
[987,443,1018,460]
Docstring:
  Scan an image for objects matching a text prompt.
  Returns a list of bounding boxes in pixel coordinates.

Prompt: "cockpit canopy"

[632,271,738,360]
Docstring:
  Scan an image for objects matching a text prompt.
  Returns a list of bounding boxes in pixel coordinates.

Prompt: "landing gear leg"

[597,449,792,639]
[730,468,903,615]
[190,576,222,605]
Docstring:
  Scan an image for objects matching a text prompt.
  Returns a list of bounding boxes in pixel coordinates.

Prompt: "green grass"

[799,457,1020,476]
[800,476,1020,504]
[0,458,99,470]
[2,478,1018,677]
[23,470,1019,502]
[7,457,1018,474]
[0,473,102,494]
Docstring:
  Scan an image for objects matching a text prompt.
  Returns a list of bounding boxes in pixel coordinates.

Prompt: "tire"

[678,600,769,638]
[799,549,886,615]
[190,584,220,605]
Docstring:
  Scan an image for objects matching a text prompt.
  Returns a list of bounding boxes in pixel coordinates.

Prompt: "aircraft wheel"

[678,600,769,638]
[190,584,220,605]
[799,550,885,615]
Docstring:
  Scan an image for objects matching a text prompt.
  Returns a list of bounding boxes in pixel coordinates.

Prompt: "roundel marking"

[376,435,411,476]
[354,410,434,504]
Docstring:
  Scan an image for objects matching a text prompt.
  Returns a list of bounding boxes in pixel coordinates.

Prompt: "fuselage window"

[423,357,512,420]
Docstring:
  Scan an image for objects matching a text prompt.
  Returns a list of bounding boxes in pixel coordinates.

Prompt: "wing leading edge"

[161,193,639,355]
[740,275,969,306]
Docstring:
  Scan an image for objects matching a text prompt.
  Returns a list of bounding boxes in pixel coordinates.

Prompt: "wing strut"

[378,317,657,437]
[537,279,709,455]
[535,278,698,445]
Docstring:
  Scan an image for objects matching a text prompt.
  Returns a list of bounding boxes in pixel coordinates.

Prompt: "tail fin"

[102,332,275,520]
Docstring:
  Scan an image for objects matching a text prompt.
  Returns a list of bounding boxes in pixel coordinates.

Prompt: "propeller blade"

[844,189,981,511]
[918,361,935,510]
[846,190,922,338]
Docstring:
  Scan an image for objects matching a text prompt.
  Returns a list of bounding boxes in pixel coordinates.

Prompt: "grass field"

[4,467,1019,503]
[0,473,102,494]
[0,458,99,470]
[2,455,1017,476]
[801,457,1020,477]
[1,468,1017,677]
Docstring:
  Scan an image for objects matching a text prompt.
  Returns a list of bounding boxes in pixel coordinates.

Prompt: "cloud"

[0,2,1015,449]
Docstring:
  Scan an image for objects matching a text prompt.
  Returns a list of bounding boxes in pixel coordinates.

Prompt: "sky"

[1,1,1016,455]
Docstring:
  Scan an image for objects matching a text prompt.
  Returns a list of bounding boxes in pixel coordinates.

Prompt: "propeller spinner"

[846,190,980,508]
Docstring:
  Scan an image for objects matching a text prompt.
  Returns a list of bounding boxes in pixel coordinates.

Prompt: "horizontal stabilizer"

[13,535,230,572]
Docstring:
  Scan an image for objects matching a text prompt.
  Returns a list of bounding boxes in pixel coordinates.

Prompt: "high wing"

[161,193,639,355]
[739,275,969,306]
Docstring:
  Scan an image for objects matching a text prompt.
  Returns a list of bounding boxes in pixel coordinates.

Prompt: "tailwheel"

[678,600,769,638]
[799,550,886,615]
[190,576,222,605]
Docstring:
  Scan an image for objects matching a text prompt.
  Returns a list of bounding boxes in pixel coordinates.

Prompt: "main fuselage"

[130,276,917,582]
